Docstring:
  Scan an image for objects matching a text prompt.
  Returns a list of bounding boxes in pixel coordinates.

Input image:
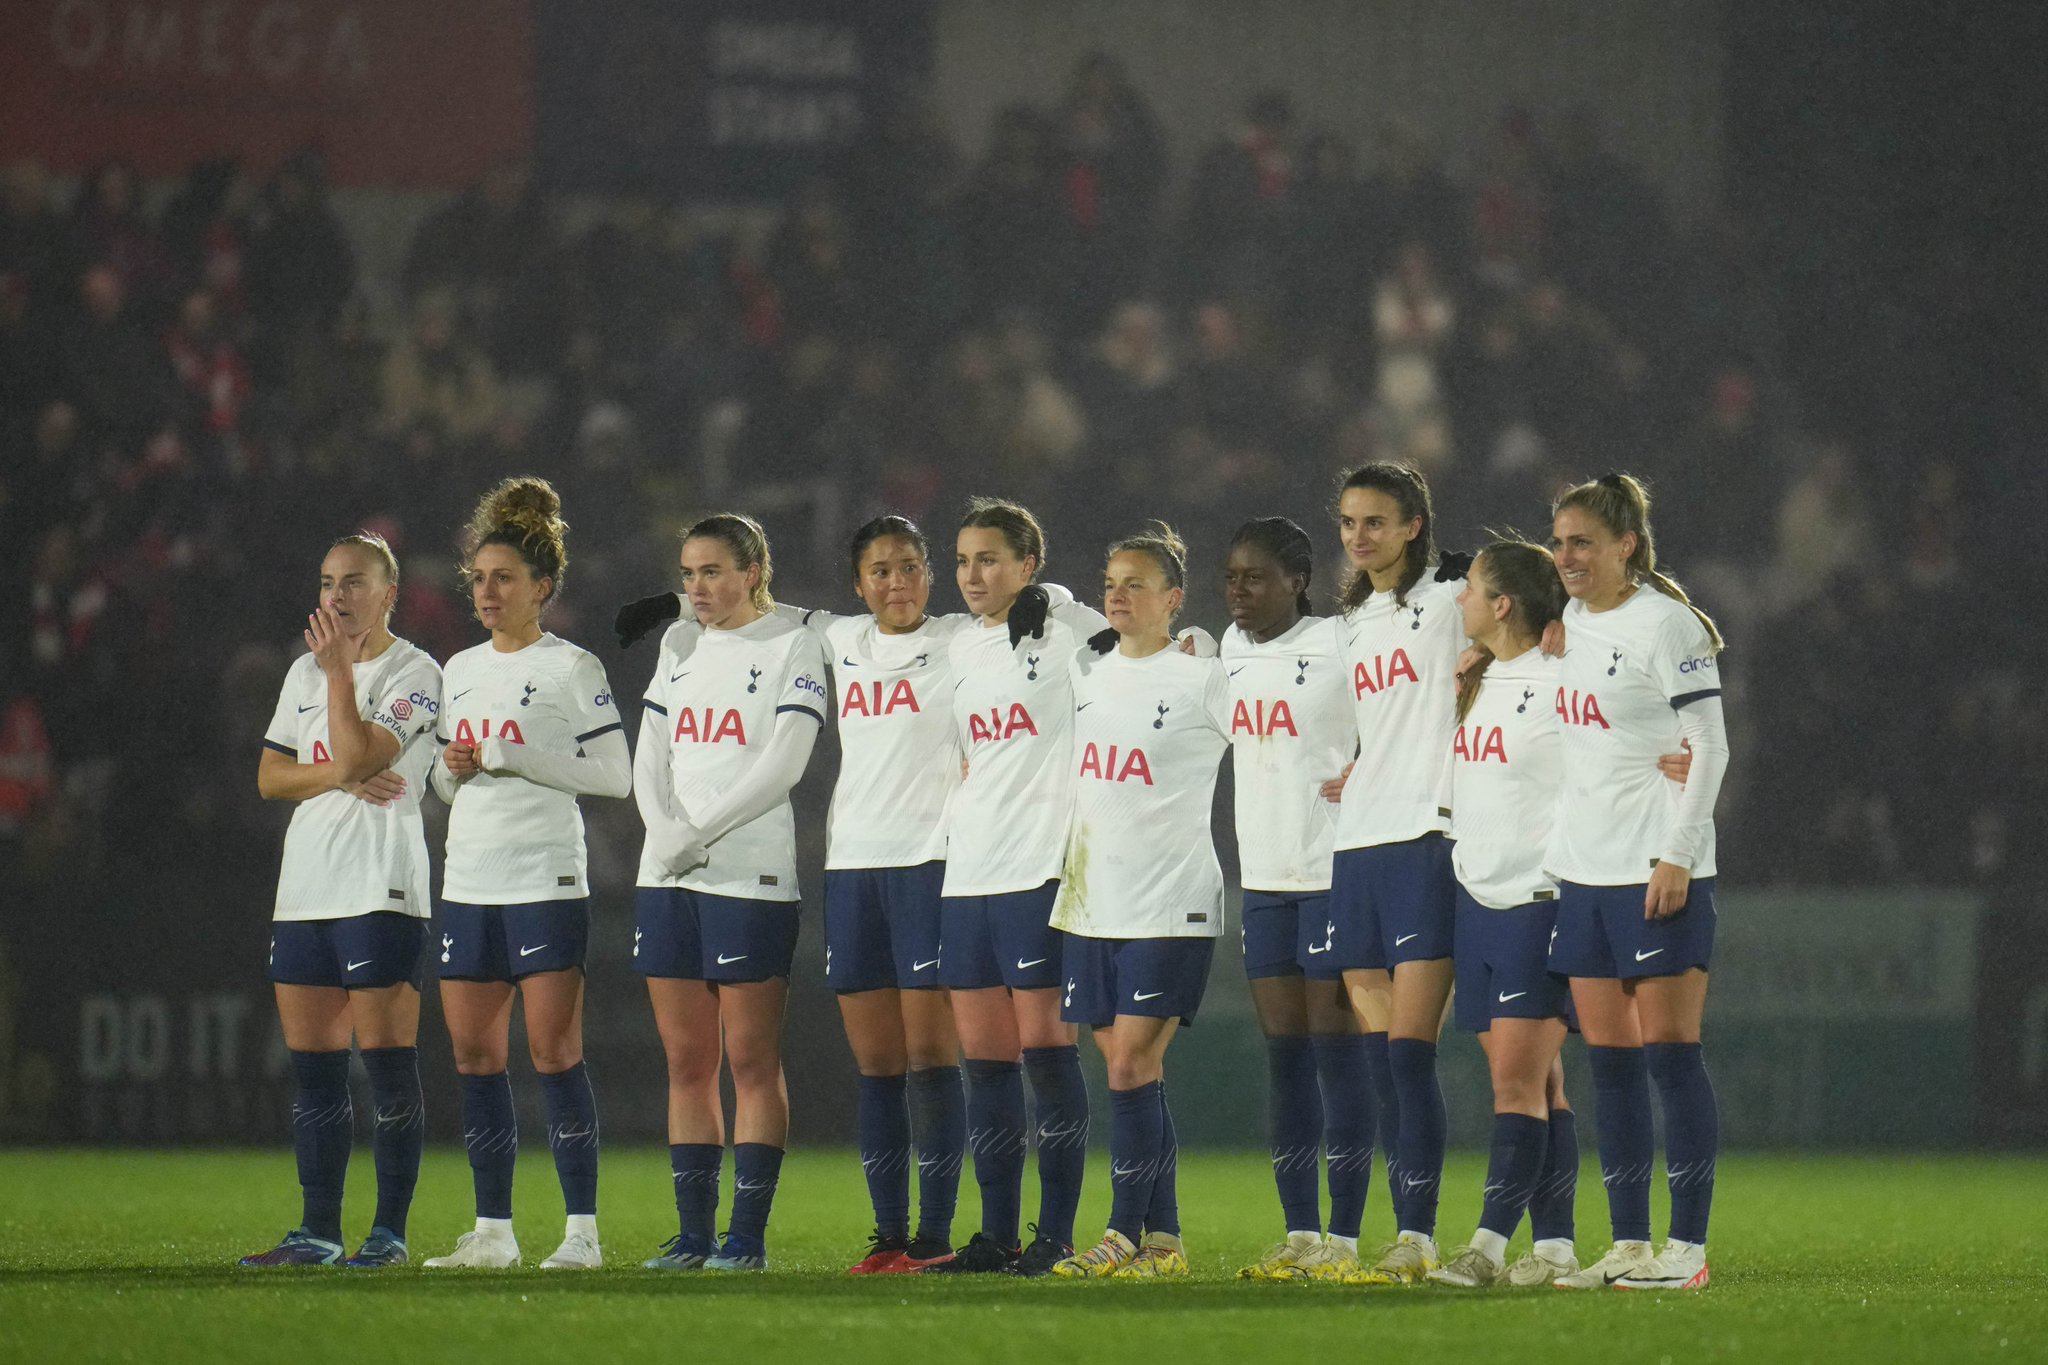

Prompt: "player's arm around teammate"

[633,514,825,1273]
[1544,473,1729,1293]
[242,533,441,1269]
[1048,524,1230,1280]
[931,497,1104,1276]
[426,478,630,1272]
[1215,519,1374,1283]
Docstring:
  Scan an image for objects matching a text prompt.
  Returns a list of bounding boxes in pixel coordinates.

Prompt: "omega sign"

[47,0,373,86]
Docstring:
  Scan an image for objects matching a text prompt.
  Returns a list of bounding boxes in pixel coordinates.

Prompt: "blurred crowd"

[3,56,2044,916]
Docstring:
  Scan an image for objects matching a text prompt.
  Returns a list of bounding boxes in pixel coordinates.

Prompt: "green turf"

[0,1148,2042,1363]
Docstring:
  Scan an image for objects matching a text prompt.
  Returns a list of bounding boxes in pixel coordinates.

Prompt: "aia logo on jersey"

[968,704,1038,744]
[1353,648,1419,698]
[1555,688,1610,730]
[674,708,747,745]
[842,679,920,719]
[1453,724,1508,763]
[453,718,526,745]
[1231,699,1299,737]
[1078,741,1153,785]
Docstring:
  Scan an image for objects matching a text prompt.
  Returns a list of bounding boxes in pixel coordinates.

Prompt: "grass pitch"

[0,1148,2042,1364]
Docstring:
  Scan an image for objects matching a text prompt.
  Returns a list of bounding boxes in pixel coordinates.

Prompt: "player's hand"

[1320,762,1354,803]
[614,591,682,649]
[443,740,480,780]
[343,769,408,807]
[1434,550,1474,582]
[1087,626,1118,655]
[1644,861,1691,920]
[1658,740,1693,785]
[1006,584,1051,647]
[1454,646,1489,690]
[305,605,362,674]
[1177,625,1218,657]
[652,819,709,876]
[1539,619,1566,657]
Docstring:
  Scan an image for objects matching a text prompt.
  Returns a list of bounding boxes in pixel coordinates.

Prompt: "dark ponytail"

[849,514,929,584]
[1455,538,1568,722]
[1336,462,1435,611]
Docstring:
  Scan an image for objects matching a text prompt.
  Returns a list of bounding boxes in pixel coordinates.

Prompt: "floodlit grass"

[0,1148,2042,1363]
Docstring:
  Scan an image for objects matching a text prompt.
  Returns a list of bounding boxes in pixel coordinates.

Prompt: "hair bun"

[1597,472,1628,491]
[490,476,562,524]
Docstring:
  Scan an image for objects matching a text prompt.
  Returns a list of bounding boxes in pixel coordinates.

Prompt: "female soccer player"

[936,497,1108,1276]
[1423,540,1581,1288]
[1324,462,1467,1285]
[1050,523,1231,1280]
[634,514,828,1273]
[242,532,442,1268]
[424,478,631,1271]
[1545,474,1728,1292]
[1216,518,1373,1283]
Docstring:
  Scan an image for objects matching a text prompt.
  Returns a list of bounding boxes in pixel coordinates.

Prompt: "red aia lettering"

[841,679,921,719]
[1352,648,1420,698]
[453,718,526,746]
[1554,688,1610,730]
[1230,698,1300,737]
[1078,741,1154,785]
[674,708,747,744]
[967,703,1039,745]
[1452,724,1509,762]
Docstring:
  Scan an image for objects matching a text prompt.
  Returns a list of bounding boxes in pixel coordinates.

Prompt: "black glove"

[614,591,681,648]
[1086,626,1118,655]
[1435,550,1474,582]
[1007,584,1050,648]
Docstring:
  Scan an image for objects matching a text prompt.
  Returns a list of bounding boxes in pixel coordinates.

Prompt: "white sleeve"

[1664,695,1729,871]
[1178,625,1220,658]
[477,653,632,798]
[262,669,300,756]
[1201,661,1233,737]
[369,658,441,749]
[692,709,819,845]
[1052,597,1111,637]
[430,739,461,804]
[633,700,676,828]
[778,601,847,638]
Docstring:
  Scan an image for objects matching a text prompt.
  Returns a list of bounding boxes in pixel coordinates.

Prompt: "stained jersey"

[437,633,624,904]
[638,612,828,901]
[1052,645,1233,940]
[1449,650,1563,909]
[1220,616,1354,892]
[263,639,443,921]
[1334,576,1465,851]
[943,600,1110,897]
[1547,589,1720,884]
[804,608,968,870]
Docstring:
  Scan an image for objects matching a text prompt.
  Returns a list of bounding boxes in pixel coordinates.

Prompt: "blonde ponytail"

[1555,472,1722,653]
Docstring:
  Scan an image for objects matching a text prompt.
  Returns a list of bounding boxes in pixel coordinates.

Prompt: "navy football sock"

[728,1143,784,1250]
[1314,1033,1373,1238]
[1106,1082,1163,1244]
[1268,1036,1324,1233]
[1023,1044,1089,1247]
[1387,1038,1445,1237]
[1144,1084,1181,1238]
[1529,1107,1579,1243]
[908,1064,965,1245]
[1587,1046,1654,1243]
[670,1142,722,1247]
[1646,1043,1718,1245]
[1477,1112,1548,1241]
[1361,1031,1402,1221]
[857,1072,912,1238]
[289,1049,353,1242]
[964,1058,1026,1246]
[458,1070,518,1221]
[360,1046,423,1239]
[537,1062,599,1217]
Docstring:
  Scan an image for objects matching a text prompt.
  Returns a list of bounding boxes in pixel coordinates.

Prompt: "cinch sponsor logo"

[968,704,1038,744]
[407,691,440,714]
[1231,698,1297,737]
[1678,656,1716,674]
[593,690,613,707]
[1078,741,1152,785]
[794,674,827,699]
[1353,648,1420,698]
[674,708,747,744]
[842,679,920,718]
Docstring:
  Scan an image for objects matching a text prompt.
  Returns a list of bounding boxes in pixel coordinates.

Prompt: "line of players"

[243,462,1727,1292]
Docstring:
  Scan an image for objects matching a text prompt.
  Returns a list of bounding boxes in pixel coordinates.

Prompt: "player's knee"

[526,1039,584,1073]
[726,1051,785,1095]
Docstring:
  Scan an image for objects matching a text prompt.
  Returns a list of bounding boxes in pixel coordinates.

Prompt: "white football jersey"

[1547,589,1721,883]
[1450,650,1563,909]
[437,633,624,904]
[809,608,967,870]
[943,600,1109,897]
[1052,645,1232,939]
[264,638,442,922]
[1334,576,1465,850]
[641,612,827,901]
[1220,617,1355,892]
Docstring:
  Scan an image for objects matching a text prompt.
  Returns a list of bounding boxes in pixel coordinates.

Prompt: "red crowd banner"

[0,0,534,187]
